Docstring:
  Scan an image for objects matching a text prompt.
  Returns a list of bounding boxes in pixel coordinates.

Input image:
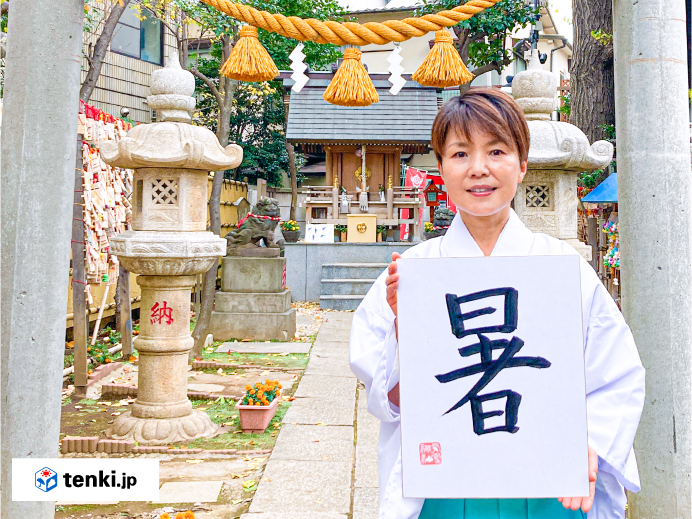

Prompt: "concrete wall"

[285,242,416,302]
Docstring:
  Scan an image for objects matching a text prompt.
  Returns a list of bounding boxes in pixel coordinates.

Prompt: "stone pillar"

[512,50,614,260]
[102,56,243,444]
[613,1,692,517]
[0,0,84,515]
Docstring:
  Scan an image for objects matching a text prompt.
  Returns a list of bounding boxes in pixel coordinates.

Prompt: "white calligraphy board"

[305,224,335,243]
[397,256,588,499]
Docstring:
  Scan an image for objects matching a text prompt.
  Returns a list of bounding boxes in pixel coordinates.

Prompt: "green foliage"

[598,123,616,143]
[246,0,345,71]
[557,92,570,117]
[87,327,123,366]
[376,225,387,236]
[416,0,538,70]
[578,169,605,189]
[579,124,616,190]
[590,29,613,47]
[335,224,348,233]
[182,0,344,185]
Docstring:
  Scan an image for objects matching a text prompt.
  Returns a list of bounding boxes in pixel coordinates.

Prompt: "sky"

[547,0,574,43]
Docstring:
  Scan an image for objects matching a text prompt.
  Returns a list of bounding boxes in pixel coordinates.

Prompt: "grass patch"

[199,351,308,370]
[184,399,289,451]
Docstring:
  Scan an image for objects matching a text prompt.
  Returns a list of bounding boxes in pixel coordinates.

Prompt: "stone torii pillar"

[512,49,613,260]
[613,1,692,517]
[101,56,243,444]
[1,0,84,516]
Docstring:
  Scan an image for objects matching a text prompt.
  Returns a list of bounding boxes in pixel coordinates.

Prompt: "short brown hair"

[431,88,530,165]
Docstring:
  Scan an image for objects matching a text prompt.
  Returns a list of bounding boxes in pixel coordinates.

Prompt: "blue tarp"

[581,173,618,203]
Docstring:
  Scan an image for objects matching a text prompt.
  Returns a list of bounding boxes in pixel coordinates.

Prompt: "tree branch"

[469,61,501,79]
[191,68,223,107]
[80,0,132,102]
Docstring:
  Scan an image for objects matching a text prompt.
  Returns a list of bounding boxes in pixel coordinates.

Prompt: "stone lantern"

[101,55,243,444]
[512,49,613,260]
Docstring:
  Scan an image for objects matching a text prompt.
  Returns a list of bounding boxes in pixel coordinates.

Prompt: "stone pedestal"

[210,257,297,341]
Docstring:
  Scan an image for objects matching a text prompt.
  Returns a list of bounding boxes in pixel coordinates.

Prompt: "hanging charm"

[323,47,379,107]
[387,44,406,95]
[289,42,309,93]
[220,25,279,82]
[412,30,474,88]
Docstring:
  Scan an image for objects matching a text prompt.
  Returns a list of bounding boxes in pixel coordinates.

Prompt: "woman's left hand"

[557,445,598,513]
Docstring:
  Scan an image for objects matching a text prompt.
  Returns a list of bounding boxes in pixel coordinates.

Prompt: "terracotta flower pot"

[282,230,300,243]
[236,397,280,433]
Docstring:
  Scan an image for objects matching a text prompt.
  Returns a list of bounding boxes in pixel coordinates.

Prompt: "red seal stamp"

[419,442,442,465]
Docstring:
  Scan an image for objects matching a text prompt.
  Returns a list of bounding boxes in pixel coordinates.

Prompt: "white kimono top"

[349,210,645,519]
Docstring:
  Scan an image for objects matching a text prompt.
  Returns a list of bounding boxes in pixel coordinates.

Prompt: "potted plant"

[422,221,436,241]
[280,220,300,243]
[335,224,348,242]
[236,380,283,433]
[376,225,386,242]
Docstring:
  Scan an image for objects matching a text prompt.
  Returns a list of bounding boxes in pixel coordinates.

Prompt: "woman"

[349,89,645,519]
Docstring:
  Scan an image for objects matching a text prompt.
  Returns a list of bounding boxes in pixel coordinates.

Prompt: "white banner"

[397,256,589,499]
[13,459,159,501]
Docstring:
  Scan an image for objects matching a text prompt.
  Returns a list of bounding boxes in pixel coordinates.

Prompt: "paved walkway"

[241,312,380,519]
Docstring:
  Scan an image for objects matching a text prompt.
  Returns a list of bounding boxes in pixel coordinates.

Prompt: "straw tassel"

[323,47,379,107]
[220,25,279,82]
[412,30,474,88]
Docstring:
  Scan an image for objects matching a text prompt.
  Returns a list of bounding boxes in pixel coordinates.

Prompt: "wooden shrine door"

[328,145,401,196]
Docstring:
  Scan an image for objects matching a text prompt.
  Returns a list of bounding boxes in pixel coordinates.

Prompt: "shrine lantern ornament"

[199,0,504,106]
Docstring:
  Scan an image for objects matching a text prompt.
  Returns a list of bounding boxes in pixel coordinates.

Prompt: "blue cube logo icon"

[35,467,58,492]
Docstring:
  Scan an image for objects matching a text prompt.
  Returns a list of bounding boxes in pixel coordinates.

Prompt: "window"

[525,185,551,209]
[111,5,162,65]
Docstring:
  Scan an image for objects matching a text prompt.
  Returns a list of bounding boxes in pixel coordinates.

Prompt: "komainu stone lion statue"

[433,207,455,228]
[225,198,282,257]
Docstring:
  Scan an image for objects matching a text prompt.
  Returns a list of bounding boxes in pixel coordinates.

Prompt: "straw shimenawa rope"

[412,30,474,87]
[199,0,501,47]
[323,47,379,106]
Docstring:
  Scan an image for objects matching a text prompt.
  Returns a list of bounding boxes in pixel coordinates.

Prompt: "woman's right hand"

[386,252,402,407]
[386,252,402,318]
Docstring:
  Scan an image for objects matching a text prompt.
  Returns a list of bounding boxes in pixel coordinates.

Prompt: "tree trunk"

[285,143,298,222]
[571,0,615,143]
[190,36,236,360]
[80,0,132,103]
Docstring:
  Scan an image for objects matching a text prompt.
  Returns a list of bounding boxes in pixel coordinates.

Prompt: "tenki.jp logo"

[35,467,58,492]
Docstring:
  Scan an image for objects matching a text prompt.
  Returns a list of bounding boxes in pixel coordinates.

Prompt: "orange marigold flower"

[183,511,196,519]
[278,384,282,389]
[160,514,171,519]
[246,385,252,391]
[175,513,185,519]
[249,389,255,395]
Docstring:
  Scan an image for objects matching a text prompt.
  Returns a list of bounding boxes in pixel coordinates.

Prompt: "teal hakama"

[419,498,586,519]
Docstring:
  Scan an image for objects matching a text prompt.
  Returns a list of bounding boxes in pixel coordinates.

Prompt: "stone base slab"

[209,308,297,342]
[563,238,593,261]
[222,256,285,293]
[105,409,219,445]
[215,290,292,314]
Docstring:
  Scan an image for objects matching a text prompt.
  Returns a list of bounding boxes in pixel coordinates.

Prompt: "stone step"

[322,263,387,280]
[321,278,377,296]
[319,294,365,311]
